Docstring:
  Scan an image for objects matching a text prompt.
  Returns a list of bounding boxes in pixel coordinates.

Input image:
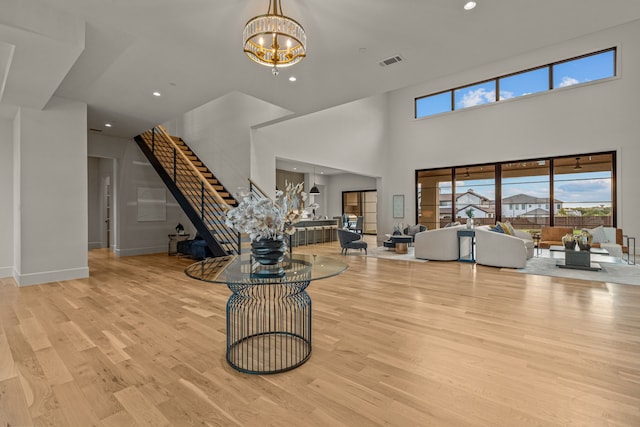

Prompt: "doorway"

[342,190,377,234]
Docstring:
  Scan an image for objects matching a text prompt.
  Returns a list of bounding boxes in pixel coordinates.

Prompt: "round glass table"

[185,254,347,374]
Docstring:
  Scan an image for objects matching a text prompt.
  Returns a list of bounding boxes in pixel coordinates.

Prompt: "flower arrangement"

[225,181,307,242]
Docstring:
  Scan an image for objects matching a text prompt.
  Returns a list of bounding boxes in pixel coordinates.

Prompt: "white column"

[13,97,88,286]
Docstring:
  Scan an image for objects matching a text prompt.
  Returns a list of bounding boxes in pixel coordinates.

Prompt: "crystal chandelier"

[243,0,307,75]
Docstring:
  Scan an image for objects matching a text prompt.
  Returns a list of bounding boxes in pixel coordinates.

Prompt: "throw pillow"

[497,221,512,235]
[406,224,422,237]
[503,221,516,235]
[586,225,608,243]
[492,224,505,233]
[603,227,617,244]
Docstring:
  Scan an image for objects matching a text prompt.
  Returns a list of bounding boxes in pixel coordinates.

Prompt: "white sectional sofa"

[414,225,465,261]
[414,224,534,268]
[474,226,534,269]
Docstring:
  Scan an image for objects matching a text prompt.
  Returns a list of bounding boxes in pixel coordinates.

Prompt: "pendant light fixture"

[310,167,320,194]
[243,0,307,76]
[573,157,583,170]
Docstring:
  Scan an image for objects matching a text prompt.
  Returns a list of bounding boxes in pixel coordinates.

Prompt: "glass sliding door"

[342,190,377,234]
[502,160,550,232]
[363,191,377,234]
[552,153,614,228]
[415,151,616,230]
[416,168,453,230]
[453,165,496,227]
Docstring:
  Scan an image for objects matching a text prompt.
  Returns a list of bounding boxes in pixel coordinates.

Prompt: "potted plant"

[225,181,306,265]
[465,208,475,229]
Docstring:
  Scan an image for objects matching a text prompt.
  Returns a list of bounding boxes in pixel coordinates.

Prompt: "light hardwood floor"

[1,238,640,426]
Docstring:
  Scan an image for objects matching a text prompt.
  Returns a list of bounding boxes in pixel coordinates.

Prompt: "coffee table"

[549,245,609,271]
[383,235,413,254]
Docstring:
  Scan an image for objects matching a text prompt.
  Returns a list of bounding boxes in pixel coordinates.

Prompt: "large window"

[499,67,548,100]
[415,152,616,231]
[415,48,616,119]
[552,154,614,228]
[553,50,616,89]
[455,81,496,110]
[502,160,551,228]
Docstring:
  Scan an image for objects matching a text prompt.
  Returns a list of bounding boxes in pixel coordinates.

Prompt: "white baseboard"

[115,246,166,257]
[0,266,12,278]
[88,241,104,250]
[14,266,90,287]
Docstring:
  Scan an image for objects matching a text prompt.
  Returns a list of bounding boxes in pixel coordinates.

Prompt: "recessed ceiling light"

[464,1,477,10]
[289,76,297,82]
[104,123,112,128]
[153,91,161,97]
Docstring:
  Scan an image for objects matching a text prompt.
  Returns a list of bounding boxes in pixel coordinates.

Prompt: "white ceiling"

[2,0,640,138]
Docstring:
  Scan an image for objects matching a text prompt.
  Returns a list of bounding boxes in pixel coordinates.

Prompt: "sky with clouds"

[416,49,614,116]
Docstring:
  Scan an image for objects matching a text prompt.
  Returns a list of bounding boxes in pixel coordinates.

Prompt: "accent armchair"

[337,229,368,255]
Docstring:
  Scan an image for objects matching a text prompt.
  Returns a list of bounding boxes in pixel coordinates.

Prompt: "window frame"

[415,151,616,229]
[414,47,616,119]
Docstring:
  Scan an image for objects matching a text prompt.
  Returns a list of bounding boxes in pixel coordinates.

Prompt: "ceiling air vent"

[379,55,404,67]
[89,128,103,133]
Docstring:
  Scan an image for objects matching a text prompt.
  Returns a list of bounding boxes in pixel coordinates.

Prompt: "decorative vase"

[562,234,576,250]
[466,218,474,229]
[578,230,593,251]
[251,238,286,265]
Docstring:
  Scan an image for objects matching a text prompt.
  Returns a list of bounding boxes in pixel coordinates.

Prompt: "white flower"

[225,181,307,242]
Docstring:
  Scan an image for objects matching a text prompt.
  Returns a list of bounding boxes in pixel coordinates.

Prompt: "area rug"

[507,256,640,286]
[367,246,427,262]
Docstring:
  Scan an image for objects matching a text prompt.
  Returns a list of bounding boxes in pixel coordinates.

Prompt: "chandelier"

[243,0,307,74]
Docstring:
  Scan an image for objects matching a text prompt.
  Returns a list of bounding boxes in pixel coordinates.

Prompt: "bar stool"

[310,225,323,245]
[295,226,308,246]
[323,224,337,243]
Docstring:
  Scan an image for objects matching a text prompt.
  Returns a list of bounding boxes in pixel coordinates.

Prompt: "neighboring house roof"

[502,194,563,204]
[520,208,550,216]
[439,189,491,203]
[457,204,495,214]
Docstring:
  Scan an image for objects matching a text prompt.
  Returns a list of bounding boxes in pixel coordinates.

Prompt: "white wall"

[13,97,88,286]
[164,92,292,196]
[251,94,388,198]
[88,133,194,256]
[0,118,13,277]
[250,20,640,242]
[384,19,640,239]
[326,173,378,219]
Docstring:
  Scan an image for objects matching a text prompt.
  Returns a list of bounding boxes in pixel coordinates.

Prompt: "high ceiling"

[2,0,640,138]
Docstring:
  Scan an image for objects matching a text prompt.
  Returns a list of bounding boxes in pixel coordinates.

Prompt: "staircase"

[134,126,240,258]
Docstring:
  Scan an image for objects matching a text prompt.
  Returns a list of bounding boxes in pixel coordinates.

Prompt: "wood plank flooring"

[1,238,640,426]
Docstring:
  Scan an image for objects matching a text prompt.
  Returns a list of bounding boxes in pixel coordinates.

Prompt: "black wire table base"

[226,270,312,374]
[186,255,347,375]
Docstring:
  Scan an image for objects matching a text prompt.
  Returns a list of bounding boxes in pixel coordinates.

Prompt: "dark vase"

[251,238,286,265]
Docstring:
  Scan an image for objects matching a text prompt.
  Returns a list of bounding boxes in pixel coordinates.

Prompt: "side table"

[624,235,636,265]
[168,233,190,255]
[457,229,476,263]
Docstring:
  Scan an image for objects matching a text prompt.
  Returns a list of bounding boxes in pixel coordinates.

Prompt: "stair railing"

[136,126,240,256]
[248,178,270,201]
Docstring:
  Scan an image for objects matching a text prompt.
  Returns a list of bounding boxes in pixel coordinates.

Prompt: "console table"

[185,254,347,374]
[550,245,609,271]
